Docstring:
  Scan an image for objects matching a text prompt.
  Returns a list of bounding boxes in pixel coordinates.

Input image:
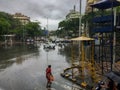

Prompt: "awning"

[70,36,94,41]
[91,0,120,9]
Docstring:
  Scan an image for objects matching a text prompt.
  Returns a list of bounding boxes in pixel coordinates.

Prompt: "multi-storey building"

[86,0,100,13]
[64,6,81,38]
[66,5,80,20]
[13,13,30,25]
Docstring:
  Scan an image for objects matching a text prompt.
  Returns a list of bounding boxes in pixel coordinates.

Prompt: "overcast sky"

[0,0,86,30]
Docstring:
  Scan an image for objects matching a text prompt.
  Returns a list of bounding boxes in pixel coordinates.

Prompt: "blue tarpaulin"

[91,0,120,9]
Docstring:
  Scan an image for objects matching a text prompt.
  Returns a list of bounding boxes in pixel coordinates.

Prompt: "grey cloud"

[0,0,84,19]
[0,0,86,30]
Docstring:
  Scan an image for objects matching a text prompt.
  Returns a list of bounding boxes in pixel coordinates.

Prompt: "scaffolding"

[61,36,100,89]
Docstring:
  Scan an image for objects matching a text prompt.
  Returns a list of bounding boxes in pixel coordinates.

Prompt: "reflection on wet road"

[0,43,81,90]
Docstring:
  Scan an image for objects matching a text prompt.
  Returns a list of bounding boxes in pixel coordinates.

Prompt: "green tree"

[0,12,22,36]
[0,18,11,35]
[25,22,41,39]
[0,11,43,41]
[58,18,79,38]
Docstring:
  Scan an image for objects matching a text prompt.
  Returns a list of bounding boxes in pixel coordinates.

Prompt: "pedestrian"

[102,77,116,90]
[46,65,53,88]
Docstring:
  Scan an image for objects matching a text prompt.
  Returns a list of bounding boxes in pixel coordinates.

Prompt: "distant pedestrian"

[46,65,53,88]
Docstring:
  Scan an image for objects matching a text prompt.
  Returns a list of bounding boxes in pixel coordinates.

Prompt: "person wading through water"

[46,65,53,88]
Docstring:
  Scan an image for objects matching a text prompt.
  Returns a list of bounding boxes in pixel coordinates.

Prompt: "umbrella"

[105,71,120,83]
[70,36,94,41]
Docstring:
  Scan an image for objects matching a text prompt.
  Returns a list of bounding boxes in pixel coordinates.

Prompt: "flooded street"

[0,43,80,90]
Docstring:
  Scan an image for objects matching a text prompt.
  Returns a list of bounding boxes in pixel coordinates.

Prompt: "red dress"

[46,68,51,82]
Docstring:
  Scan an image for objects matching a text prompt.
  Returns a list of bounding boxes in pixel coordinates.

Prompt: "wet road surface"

[0,43,81,90]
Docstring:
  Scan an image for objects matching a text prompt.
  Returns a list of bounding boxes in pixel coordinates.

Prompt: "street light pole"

[113,7,116,70]
[79,0,82,70]
[79,0,82,37]
[47,17,48,31]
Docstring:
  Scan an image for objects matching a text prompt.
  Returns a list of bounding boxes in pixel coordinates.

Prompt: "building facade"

[66,6,80,20]
[13,13,30,25]
[86,0,100,13]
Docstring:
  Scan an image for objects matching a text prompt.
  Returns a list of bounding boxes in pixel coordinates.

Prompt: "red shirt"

[46,67,51,76]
